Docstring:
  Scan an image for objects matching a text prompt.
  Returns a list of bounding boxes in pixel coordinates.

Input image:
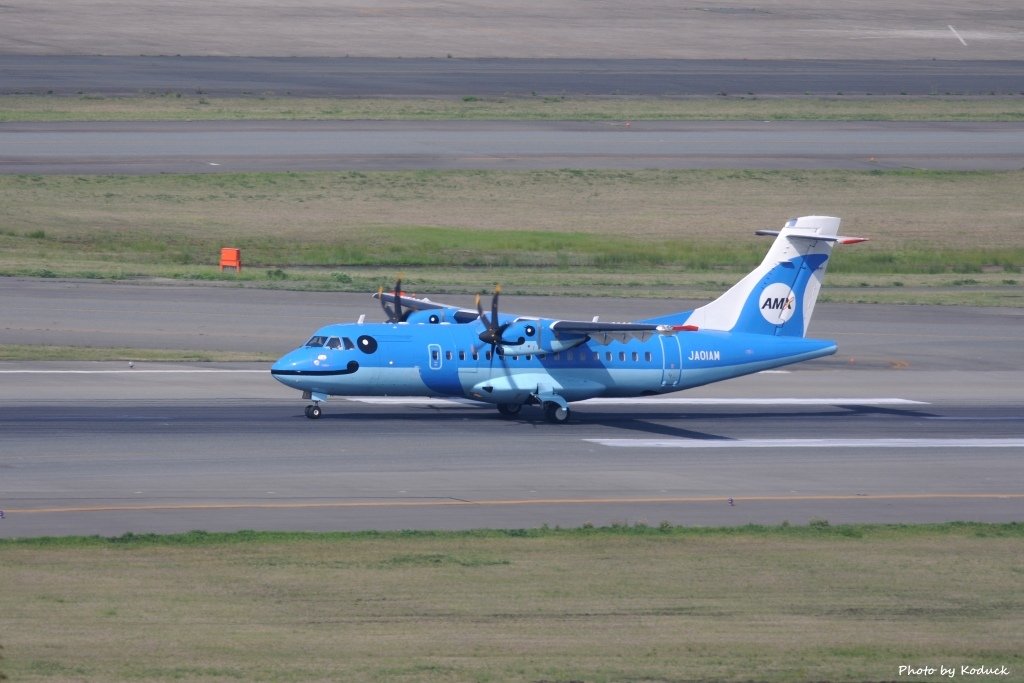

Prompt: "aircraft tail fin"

[683,216,866,337]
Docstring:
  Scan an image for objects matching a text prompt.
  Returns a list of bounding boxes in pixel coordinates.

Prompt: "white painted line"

[586,438,1024,449]
[948,24,968,46]
[579,398,928,406]
[346,397,482,406]
[0,369,266,374]
[925,416,1022,421]
[343,397,927,407]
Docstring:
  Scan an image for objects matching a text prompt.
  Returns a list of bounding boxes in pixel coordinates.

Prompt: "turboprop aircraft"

[271,216,866,422]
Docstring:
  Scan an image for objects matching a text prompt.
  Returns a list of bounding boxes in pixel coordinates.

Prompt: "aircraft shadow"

[298,401,938,441]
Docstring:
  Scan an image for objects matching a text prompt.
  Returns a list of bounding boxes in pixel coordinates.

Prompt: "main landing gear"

[495,399,571,424]
[543,401,570,424]
[496,403,521,417]
[304,403,322,419]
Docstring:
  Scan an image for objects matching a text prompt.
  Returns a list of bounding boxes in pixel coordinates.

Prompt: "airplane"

[271,215,866,422]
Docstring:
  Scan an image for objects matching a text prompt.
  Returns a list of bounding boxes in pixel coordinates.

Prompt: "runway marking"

[586,438,1024,449]
[346,397,928,407]
[578,398,927,406]
[346,397,482,406]
[924,416,1022,422]
[948,25,968,46]
[7,492,1024,515]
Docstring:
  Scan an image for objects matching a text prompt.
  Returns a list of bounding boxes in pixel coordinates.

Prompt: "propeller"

[379,277,404,322]
[475,285,513,352]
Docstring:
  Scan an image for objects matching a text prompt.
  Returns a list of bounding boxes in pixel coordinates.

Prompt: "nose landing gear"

[304,403,322,419]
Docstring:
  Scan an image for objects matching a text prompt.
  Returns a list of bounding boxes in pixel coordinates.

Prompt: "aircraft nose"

[270,349,311,386]
[271,350,299,373]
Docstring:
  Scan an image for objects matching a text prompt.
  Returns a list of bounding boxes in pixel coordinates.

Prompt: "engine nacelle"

[404,309,454,325]
[497,319,587,355]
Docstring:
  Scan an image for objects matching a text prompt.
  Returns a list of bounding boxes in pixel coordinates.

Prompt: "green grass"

[2,169,1022,304]
[2,523,1021,682]
[3,94,1024,122]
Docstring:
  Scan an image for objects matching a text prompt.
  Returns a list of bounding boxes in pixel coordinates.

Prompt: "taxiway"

[4,120,1024,174]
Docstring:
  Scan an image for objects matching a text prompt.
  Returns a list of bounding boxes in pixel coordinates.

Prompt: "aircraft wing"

[550,320,697,345]
[373,291,480,323]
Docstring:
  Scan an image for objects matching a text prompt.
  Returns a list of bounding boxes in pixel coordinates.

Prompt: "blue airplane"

[271,216,866,422]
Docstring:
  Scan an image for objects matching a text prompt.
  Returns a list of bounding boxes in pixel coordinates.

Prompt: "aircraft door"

[659,335,682,387]
[420,332,462,395]
[427,343,443,370]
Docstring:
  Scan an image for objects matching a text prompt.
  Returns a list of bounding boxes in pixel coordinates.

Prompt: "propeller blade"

[491,285,500,331]
[379,277,405,323]
[378,285,395,322]
[393,277,403,322]
[475,293,487,327]
[476,286,504,347]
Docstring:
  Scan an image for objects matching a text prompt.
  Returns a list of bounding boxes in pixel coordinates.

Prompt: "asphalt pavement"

[1,280,1022,536]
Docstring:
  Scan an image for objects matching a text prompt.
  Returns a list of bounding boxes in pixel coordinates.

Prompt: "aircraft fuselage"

[270,320,836,406]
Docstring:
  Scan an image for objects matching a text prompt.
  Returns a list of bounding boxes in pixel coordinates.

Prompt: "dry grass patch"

[2,169,1022,304]
[4,169,1022,246]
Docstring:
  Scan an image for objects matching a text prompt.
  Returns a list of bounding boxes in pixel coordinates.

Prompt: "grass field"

[3,94,1024,122]
[1,523,1021,682]
[2,169,1022,306]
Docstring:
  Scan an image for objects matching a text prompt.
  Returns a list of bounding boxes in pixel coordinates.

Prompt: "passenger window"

[446,351,453,361]
[605,352,613,362]
[459,350,466,361]
[645,351,652,362]
[632,352,639,362]
[619,352,626,362]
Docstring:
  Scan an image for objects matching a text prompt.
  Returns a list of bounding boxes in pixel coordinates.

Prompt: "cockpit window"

[326,337,342,349]
[342,337,355,350]
[304,335,328,347]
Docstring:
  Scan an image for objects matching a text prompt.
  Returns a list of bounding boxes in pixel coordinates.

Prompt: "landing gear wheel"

[305,404,322,420]
[497,403,522,417]
[543,402,570,424]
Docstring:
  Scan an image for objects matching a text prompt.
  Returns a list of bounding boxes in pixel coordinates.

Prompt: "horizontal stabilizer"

[755,229,868,245]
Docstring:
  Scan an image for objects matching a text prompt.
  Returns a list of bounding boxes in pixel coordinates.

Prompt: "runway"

[1,280,1022,536]
[5,120,1024,174]
[1,393,1022,537]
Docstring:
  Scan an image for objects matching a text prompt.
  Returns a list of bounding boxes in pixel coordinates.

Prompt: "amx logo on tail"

[758,283,797,325]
